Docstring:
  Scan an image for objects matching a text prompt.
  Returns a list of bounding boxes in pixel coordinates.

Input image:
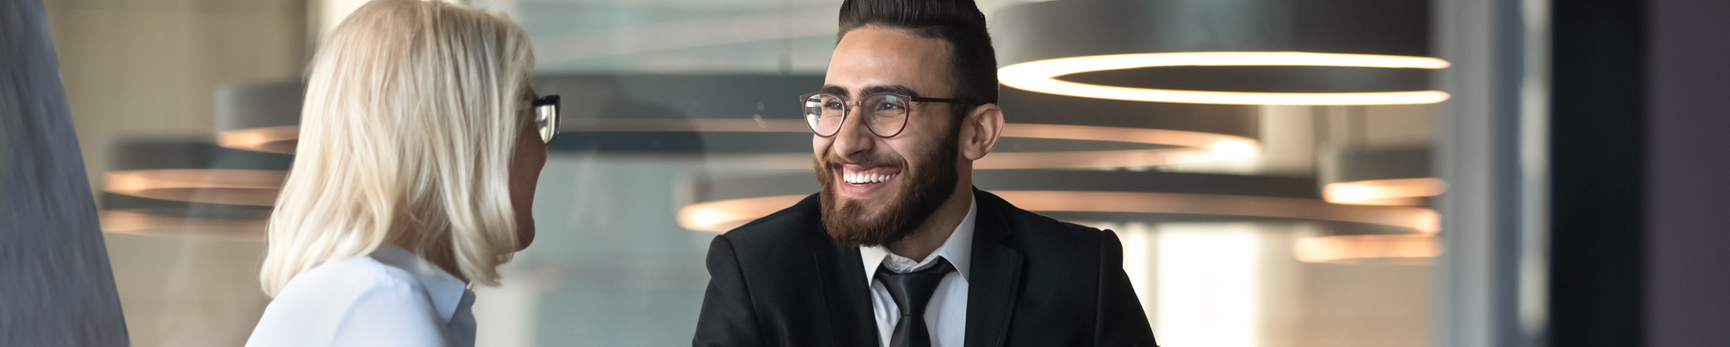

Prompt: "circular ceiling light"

[99,193,271,239]
[217,75,1265,170]
[1320,147,1442,206]
[564,118,1260,170]
[1324,177,1447,206]
[106,169,286,206]
[678,191,1437,233]
[676,171,1436,233]
[101,210,268,240]
[214,80,301,154]
[219,125,299,154]
[1292,234,1442,264]
[999,52,1451,106]
[993,0,1443,106]
[104,141,292,206]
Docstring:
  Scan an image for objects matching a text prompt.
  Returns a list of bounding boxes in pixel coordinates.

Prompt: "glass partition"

[49,0,1449,345]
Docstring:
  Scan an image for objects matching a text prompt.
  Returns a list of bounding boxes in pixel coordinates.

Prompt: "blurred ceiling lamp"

[1325,178,1447,206]
[1320,147,1442,206]
[212,74,1273,169]
[538,74,1263,169]
[99,193,271,239]
[993,0,1445,106]
[104,141,292,206]
[218,75,1266,169]
[564,118,1259,170]
[999,52,1450,105]
[215,80,302,154]
[1293,234,1442,264]
[677,171,1437,233]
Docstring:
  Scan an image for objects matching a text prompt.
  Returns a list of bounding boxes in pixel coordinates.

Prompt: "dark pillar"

[0,0,131,345]
[1549,0,1646,346]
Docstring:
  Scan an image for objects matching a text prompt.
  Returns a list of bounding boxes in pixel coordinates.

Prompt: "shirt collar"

[370,243,469,323]
[860,196,977,283]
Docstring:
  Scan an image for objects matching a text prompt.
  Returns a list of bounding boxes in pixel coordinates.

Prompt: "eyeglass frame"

[533,95,560,143]
[799,91,977,138]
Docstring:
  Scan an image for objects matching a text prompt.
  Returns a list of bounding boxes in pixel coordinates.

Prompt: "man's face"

[815,26,962,247]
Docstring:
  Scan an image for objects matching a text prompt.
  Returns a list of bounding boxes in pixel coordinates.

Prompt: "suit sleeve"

[1094,230,1160,347]
[693,234,766,347]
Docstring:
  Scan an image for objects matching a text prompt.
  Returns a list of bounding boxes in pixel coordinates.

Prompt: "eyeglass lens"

[802,93,911,137]
[535,95,560,143]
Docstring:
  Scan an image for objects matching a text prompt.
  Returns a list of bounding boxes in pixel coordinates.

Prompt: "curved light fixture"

[1292,234,1442,264]
[565,119,1260,169]
[218,125,299,154]
[217,75,1263,169]
[104,141,292,206]
[214,80,301,153]
[98,142,286,238]
[678,191,1437,233]
[105,169,286,206]
[100,210,268,240]
[1321,147,1441,206]
[98,193,272,239]
[677,195,807,232]
[994,0,1442,106]
[999,52,1451,106]
[1324,177,1447,206]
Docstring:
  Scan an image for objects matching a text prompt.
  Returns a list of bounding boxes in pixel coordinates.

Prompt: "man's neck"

[886,184,973,262]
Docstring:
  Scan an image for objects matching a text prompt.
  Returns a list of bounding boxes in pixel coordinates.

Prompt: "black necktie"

[875,257,957,347]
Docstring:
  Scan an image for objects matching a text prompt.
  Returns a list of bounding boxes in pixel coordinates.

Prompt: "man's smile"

[831,163,903,198]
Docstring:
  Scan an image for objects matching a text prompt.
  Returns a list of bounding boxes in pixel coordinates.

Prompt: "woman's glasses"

[534,95,560,143]
[800,92,974,138]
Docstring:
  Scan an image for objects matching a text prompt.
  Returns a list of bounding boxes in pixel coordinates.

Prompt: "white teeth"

[843,172,895,184]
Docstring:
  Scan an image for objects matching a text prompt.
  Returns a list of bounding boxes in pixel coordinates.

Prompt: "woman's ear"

[959,103,1005,161]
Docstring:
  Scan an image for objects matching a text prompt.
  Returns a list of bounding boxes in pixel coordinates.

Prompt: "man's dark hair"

[838,0,998,121]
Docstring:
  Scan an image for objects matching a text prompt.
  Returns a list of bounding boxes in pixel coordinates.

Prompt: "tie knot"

[874,257,956,316]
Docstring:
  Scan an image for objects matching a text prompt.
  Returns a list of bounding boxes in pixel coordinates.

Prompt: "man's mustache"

[818,153,906,170]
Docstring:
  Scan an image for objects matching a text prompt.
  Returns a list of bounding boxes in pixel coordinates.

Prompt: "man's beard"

[817,129,960,248]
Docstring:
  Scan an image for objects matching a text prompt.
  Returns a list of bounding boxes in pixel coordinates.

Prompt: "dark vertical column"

[1548,0,1646,346]
[1644,0,1730,346]
[0,0,131,345]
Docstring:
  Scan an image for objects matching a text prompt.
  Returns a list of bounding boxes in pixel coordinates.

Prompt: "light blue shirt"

[247,244,476,347]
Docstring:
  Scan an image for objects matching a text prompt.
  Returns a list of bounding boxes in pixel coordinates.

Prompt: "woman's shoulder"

[287,255,429,296]
[267,255,438,317]
[247,256,444,347]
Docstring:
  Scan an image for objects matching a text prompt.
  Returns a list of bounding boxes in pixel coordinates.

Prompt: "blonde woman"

[246,1,556,346]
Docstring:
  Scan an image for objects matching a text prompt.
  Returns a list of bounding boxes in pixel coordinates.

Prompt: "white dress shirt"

[860,198,976,347]
[246,244,476,347]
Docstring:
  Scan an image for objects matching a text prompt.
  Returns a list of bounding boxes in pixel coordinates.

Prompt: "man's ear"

[959,103,1004,161]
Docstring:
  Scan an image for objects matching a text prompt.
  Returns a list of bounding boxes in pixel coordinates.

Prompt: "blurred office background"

[25,0,1726,346]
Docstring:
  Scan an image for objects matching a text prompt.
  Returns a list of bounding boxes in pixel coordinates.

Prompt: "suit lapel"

[965,190,1025,347]
[815,243,879,347]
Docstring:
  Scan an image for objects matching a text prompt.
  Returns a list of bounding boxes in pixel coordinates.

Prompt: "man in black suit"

[693,0,1158,346]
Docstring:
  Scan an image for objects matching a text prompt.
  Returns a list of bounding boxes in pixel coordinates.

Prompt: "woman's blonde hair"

[260,0,534,296]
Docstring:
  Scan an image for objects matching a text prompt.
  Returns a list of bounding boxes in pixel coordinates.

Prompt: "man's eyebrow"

[819,84,921,97]
[863,85,919,97]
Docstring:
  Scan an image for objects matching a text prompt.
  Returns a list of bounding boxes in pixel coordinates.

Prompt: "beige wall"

[45,0,307,183]
[42,0,306,346]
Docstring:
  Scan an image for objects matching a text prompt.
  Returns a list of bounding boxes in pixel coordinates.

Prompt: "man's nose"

[830,111,876,160]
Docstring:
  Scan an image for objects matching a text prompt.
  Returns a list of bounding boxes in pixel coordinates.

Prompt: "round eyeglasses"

[534,95,560,143]
[800,92,974,138]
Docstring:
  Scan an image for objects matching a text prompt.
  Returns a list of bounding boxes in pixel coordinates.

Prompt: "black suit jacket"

[694,189,1158,347]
